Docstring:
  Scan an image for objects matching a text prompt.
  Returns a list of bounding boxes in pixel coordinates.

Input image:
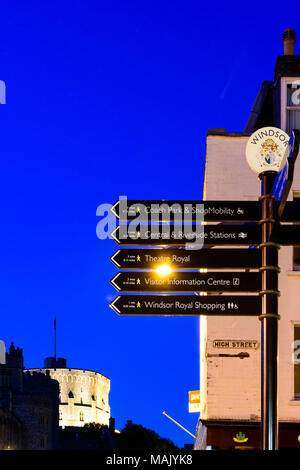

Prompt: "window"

[293,192,300,271]
[40,436,46,449]
[294,326,300,399]
[39,414,46,426]
[80,412,84,422]
[286,82,300,134]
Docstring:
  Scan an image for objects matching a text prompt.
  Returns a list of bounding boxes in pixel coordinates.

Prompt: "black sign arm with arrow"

[277,129,300,219]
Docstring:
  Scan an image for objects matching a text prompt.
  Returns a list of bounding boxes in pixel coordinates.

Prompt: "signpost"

[245,128,300,451]
[110,248,261,269]
[111,199,300,222]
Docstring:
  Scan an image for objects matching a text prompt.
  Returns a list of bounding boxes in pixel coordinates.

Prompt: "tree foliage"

[80,422,108,439]
[60,423,111,449]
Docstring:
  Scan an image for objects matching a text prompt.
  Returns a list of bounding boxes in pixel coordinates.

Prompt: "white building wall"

[201,131,300,422]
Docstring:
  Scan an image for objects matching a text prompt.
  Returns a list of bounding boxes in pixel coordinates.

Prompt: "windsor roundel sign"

[246,127,289,174]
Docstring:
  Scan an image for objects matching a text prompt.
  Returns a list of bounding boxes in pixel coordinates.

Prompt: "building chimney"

[283,28,296,55]
[0,341,5,364]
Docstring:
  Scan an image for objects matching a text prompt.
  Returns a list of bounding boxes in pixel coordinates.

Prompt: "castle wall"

[12,371,60,450]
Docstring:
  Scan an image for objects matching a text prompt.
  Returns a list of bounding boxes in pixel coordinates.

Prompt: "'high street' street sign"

[110,295,261,316]
[110,248,261,269]
[110,224,260,246]
[110,271,260,293]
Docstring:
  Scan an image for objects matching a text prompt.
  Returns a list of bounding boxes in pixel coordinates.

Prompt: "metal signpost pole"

[246,126,296,450]
[259,130,299,449]
[259,172,280,450]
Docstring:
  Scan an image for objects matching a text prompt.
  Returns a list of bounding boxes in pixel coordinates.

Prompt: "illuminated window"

[80,412,84,422]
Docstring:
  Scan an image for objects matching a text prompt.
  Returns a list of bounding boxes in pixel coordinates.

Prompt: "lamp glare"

[156,264,172,276]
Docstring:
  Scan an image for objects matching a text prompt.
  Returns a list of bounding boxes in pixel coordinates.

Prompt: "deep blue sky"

[0,0,298,447]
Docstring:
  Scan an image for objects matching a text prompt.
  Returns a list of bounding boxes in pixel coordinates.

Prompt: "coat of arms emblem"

[246,127,289,175]
[259,138,282,167]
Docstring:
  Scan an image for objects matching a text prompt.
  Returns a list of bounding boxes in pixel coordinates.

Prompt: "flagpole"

[54,317,56,360]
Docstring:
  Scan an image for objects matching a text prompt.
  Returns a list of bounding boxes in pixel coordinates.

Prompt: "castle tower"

[29,356,111,429]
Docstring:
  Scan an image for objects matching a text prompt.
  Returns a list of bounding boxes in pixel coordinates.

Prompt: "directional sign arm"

[110,295,261,316]
[110,200,260,222]
[110,248,261,269]
[110,271,260,293]
[110,224,260,246]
